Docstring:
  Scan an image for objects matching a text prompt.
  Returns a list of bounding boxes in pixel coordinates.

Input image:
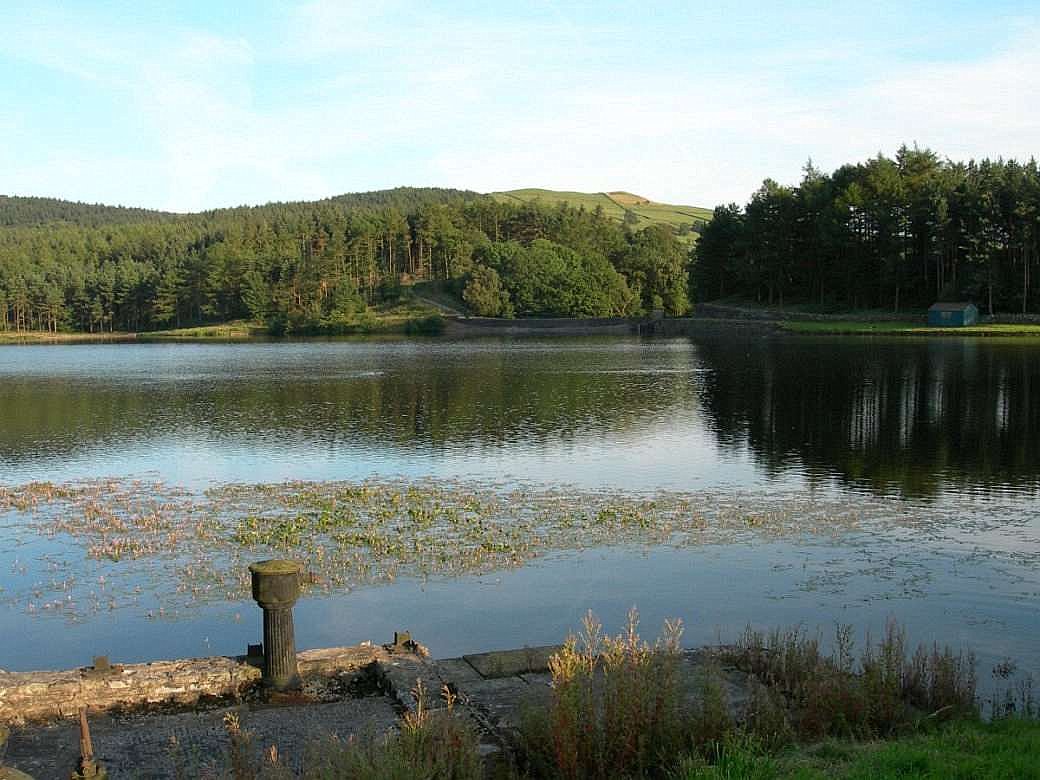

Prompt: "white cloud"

[844,34,1040,159]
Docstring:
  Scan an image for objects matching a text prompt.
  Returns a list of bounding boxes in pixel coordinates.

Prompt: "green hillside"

[492,188,712,230]
[1,185,695,336]
[0,195,176,227]
[2,188,711,231]
[0,188,481,229]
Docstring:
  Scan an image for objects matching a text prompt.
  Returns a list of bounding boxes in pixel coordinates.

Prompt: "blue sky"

[1,1,1038,212]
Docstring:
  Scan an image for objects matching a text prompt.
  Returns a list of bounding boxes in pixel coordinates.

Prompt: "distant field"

[492,188,713,231]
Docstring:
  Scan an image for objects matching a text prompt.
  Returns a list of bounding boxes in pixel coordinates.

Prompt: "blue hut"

[928,302,979,327]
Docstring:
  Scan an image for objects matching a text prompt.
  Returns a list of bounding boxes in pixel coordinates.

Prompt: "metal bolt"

[248,560,303,691]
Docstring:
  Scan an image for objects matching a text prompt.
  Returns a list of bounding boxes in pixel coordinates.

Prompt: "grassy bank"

[182,712,1040,779]
[157,613,1036,778]
[678,719,1040,778]
[141,320,264,340]
[145,301,445,339]
[204,717,1040,779]
[0,302,446,345]
[0,329,137,344]
[696,301,1040,337]
[359,298,445,334]
[781,320,1040,337]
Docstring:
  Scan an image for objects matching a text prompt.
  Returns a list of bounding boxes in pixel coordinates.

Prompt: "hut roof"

[928,302,976,312]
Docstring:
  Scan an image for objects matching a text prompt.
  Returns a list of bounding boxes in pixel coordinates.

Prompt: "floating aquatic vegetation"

[0,477,1037,623]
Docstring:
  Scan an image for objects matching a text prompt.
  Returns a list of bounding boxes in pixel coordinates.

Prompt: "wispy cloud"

[1,2,1037,210]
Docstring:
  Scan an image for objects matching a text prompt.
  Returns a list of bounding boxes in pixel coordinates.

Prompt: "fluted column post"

[249,559,302,691]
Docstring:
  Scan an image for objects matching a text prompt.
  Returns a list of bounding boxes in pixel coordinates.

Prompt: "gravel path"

[4,695,398,779]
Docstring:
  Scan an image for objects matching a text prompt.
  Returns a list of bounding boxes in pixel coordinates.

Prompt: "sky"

[1,0,1038,213]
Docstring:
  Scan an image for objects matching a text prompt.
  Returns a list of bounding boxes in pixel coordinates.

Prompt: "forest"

[5,146,1038,336]
[0,188,689,334]
[694,147,1040,314]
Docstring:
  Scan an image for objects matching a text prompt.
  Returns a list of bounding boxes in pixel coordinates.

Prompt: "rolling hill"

[2,188,713,234]
[0,195,176,228]
[0,188,481,229]
[491,188,713,230]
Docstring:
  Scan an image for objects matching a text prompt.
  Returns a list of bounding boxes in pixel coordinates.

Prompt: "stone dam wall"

[0,645,387,726]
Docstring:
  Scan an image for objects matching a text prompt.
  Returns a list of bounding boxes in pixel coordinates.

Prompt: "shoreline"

[4,310,1040,344]
[695,302,1040,337]
[4,632,1034,778]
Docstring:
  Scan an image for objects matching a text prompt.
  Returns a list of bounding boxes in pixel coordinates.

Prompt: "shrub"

[462,265,513,317]
[742,679,794,750]
[518,608,687,780]
[689,661,735,751]
[302,708,481,779]
[405,314,445,335]
[725,620,977,740]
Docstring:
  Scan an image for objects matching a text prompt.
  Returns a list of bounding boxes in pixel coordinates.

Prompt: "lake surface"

[1,334,1038,690]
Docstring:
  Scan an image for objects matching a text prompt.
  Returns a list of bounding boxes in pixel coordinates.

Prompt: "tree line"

[0,188,690,334]
[694,147,1040,314]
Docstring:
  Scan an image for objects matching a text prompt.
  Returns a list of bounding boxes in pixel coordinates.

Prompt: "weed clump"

[514,614,989,779]
[200,682,481,779]
[519,608,688,779]
[303,684,480,779]
[404,314,445,335]
[724,619,977,739]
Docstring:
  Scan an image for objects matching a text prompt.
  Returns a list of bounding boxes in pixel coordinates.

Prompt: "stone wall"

[0,645,386,726]
[694,303,925,322]
[443,316,637,335]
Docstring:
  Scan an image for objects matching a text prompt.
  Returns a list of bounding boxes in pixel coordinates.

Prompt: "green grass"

[492,188,713,231]
[408,281,468,315]
[141,320,264,340]
[676,719,1040,779]
[362,298,444,332]
[0,329,137,344]
[511,612,1032,779]
[0,320,265,344]
[781,321,1040,337]
[518,609,689,779]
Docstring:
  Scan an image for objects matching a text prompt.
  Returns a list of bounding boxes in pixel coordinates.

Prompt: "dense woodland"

[694,147,1040,314]
[5,146,1038,335]
[0,189,690,334]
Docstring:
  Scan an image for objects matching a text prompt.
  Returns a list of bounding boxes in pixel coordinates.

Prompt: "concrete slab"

[678,651,751,720]
[519,671,553,688]
[434,657,485,685]
[375,652,446,712]
[456,676,551,729]
[463,645,561,679]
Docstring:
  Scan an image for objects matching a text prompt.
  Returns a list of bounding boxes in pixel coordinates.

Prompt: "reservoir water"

[1,334,1037,686]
